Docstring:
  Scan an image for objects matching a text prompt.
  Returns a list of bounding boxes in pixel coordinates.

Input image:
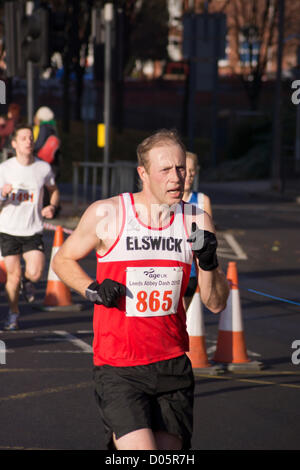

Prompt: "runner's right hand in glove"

[85,279,126,307]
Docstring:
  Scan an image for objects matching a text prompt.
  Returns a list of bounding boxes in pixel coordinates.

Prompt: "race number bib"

[10,186,37,204]
[126,266,183,317]
[10,190,35,203]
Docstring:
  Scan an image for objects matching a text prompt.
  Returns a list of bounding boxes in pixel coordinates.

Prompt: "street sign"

[183,13,226,91]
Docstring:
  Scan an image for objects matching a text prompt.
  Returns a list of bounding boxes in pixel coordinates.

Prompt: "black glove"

[187,222,219,271]
[85,279,126,307]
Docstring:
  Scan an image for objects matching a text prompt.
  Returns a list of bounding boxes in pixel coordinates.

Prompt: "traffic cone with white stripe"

[38,226,82,311]
[186,286,223,374]
[213,261,263,371]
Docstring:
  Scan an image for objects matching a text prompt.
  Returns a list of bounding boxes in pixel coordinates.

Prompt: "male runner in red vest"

[53,129,229,450]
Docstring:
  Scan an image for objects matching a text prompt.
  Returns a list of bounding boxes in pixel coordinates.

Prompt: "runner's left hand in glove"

[187,222,219,271]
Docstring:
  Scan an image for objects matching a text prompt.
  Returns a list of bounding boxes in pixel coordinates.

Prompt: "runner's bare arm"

[52,201,104,297]
[189,211,229,314]
[46,183,60,208]
[203,194,213,218]
[197,263,229,314]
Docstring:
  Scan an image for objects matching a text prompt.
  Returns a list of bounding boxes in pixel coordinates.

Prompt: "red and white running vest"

[93,192,193,367]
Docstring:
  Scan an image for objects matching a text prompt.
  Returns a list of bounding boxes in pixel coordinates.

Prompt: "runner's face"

[184,157,197,192]
[12,129,34,158]
[145,144,186,206]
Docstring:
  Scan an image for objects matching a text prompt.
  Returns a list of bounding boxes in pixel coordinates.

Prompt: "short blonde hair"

[186,151,200,171]
[137,128,186,172]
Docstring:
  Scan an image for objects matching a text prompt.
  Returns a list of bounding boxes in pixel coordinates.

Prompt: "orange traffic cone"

[186,286,223,374]
[0,252,7,284]
[38,226,82,311]
[213,261,262,371]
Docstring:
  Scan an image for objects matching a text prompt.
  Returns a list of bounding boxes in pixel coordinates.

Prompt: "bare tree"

[208,0,300,110]
[222,0,279,110]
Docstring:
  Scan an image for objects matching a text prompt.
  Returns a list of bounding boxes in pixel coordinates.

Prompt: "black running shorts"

[93,354,195,449]
[0,232,45,257]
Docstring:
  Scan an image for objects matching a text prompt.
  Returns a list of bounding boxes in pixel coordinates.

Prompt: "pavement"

[50,178,300,232]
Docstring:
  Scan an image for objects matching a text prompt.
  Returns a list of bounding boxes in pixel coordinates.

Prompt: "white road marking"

[217,232,248,260]
[36,350,92,354]
[0,330,93,354]
[53,330,93,353]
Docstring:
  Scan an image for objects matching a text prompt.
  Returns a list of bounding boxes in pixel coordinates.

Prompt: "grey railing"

[0,147,13,162]
[72,160,138,208]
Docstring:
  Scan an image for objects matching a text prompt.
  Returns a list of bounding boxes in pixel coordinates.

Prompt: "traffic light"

[18,6,50,75]
[4,0,50,77]
[4,1,19,77]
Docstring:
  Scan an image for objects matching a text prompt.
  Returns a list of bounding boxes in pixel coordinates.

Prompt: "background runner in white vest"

[53,129,229,451]
[0,125,60,330]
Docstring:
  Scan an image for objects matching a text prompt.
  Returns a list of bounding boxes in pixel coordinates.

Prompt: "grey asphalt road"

[0,187,300,451]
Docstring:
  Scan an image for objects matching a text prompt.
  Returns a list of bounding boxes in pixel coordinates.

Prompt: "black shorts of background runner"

[0,232,45,257]
[93,354,195,450]
[184,277,198,298]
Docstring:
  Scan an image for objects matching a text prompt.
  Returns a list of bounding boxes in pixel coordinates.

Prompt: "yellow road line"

[238,378,275,385]
[195,373,231,380]
[0,381,92,402]
[195,372,300,390]
[279,383,300,389]
[227,370,300,376]
[3,368,298,376]
[1,371,299,403]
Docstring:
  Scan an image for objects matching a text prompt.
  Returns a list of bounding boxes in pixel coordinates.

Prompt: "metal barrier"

[72,160,138,208]
[0,148,13,162]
